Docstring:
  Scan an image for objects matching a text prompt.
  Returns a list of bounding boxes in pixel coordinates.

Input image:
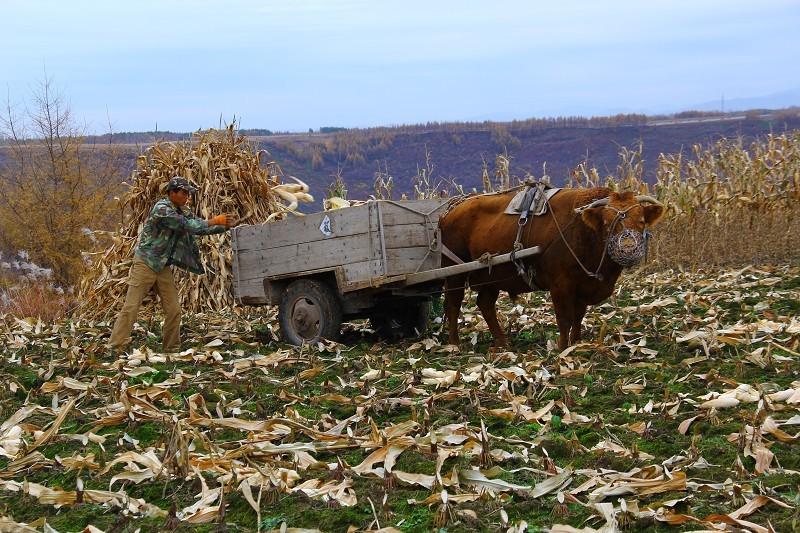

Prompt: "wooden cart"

[230,198,540,345]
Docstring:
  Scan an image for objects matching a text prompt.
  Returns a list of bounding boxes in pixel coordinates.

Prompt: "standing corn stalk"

[651,132,800,267]
[560,134,799,267]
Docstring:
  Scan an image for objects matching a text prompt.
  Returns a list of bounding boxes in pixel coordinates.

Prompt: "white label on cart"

[319,215,333,237]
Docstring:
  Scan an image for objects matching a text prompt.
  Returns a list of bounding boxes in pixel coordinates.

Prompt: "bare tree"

[0,74,128,286]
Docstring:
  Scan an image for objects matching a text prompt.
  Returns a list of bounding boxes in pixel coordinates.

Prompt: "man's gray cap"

[167,176,198,193]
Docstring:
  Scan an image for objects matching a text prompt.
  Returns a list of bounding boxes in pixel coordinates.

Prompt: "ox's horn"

[574,197,609,213]
[635,195,662,205]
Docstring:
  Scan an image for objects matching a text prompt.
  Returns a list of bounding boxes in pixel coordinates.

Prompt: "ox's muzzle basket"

[608,229,651,268]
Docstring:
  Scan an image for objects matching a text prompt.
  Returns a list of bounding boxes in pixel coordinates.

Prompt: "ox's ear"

[643,204,665,226]
[580,207,605,232]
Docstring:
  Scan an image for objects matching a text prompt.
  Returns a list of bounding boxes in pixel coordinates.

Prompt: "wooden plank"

[379,209,438,227]
[399,245,542,286]
[381,224,437,249]
[385,247,439,275]
[234,232,375,282]
[378,200,446,226]
[232,203,373,251]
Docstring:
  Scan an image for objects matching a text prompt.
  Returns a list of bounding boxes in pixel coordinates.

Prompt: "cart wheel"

[370,300,431,339]
[280,279,342,345]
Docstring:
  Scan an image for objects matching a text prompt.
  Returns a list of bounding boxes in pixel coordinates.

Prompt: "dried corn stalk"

[566,132,800,267]
[78,125,312,321]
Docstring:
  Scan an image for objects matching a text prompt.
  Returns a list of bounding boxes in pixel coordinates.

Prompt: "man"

[109,176,236,353]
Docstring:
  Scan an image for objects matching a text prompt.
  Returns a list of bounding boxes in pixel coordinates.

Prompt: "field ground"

[0,264,798,532]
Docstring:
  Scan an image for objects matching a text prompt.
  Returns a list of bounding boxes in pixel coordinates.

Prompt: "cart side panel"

[231,199,446,304]
[231,202,381,302]
[235,235,372,280]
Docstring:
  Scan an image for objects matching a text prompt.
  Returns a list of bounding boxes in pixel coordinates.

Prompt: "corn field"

[75,129,799,323]
[1,128,799,533]
[562,132,800,268]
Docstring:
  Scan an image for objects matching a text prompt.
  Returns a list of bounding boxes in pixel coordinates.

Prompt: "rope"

[544,197,602,280]
[543,199,637,282]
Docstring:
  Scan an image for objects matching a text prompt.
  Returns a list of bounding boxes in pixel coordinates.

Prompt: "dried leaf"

[530,466,573,498]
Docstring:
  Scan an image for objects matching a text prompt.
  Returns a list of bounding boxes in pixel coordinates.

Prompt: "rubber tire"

[279,279,342,346]
[369,300,431,339]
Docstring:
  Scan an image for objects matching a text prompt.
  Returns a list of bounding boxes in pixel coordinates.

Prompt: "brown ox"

[439,186,665,349]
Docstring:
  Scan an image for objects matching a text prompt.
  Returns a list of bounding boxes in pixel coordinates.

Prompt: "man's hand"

[208,214,238,228]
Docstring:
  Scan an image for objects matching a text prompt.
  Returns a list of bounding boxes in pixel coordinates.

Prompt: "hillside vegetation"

[63,108,800,212]
[241,110,800,210]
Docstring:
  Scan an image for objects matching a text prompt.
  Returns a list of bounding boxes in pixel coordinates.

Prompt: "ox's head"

[576,191,665,267]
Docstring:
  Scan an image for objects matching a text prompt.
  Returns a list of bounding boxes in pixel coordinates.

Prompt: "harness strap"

[517,185,537,222]
[510,187,543,290]
[510,241,541,289]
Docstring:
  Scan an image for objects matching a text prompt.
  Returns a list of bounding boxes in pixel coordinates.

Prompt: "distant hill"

[669,88,800,114]
[462,88,800,123]
[7,108,797,213]
[247,109,800,210]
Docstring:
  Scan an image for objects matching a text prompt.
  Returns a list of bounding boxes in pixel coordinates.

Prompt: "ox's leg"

[550,288,576,350]
[476,286,509,347]
[569,303,588,346]
[443,276,466,345]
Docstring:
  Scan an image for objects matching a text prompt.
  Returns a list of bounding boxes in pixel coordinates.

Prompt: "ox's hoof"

[493,338,513,349]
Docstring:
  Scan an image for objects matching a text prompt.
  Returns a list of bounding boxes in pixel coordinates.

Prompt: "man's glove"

[208,215,227,226]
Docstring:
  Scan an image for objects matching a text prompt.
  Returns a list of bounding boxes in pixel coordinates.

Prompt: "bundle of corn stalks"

[78,125,312,321]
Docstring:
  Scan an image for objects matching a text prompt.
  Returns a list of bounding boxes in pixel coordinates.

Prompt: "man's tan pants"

[109,256,181,352]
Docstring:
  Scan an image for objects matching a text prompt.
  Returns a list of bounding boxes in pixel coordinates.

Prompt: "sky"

[3,0,800,134]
